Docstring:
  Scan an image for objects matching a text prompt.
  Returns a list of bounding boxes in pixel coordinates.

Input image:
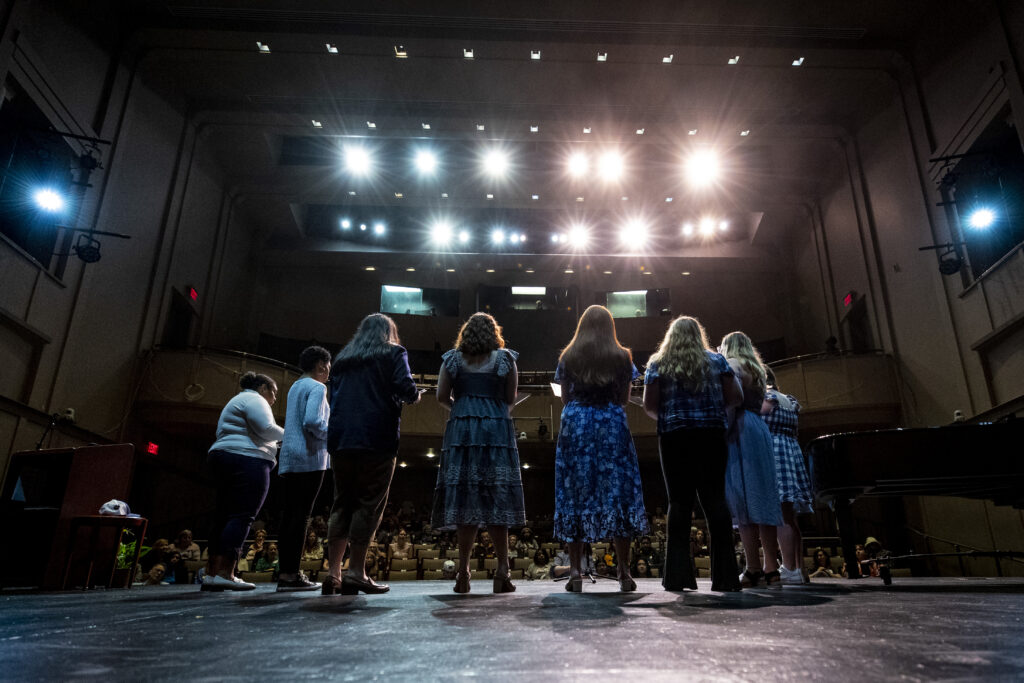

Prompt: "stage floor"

[2,577,1023,680]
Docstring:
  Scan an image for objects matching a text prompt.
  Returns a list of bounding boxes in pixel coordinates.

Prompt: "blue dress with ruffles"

[430,348,527,530]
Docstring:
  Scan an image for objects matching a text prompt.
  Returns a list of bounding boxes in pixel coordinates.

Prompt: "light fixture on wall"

[919,241,967,276]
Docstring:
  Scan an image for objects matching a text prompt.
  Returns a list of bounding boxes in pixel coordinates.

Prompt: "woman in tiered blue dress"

[720,331,782,588]
[554,305,648,593]
[431,313,526,594]
[761,367,813,585]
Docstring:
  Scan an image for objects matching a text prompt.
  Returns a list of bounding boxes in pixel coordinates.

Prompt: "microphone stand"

[35,413,61,450]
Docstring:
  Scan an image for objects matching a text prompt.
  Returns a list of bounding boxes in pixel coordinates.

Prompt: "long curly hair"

[454,312,505,355]
[647,316,713,391]
[719,331,766,396]
[334,313,400,366]
[558,305,632,387]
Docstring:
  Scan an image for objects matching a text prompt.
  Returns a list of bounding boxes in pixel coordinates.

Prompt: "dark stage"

[2,578,1023,680]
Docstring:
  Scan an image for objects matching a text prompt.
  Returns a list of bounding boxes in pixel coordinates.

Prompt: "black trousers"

[327,449,397,545]
[277,470,326,574]
[206,450,273,562]
[659,427,739,590]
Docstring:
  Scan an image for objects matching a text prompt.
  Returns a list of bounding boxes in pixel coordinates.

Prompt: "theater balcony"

[770,351,902,440]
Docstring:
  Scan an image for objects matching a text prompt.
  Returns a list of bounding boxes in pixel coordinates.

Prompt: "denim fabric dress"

[553,361,649,542]
[430,349,527,530]
[725,385,783,526]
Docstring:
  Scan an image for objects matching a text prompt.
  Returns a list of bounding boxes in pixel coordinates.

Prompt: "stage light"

[33,188,65,212]
[567,152,589,178]
[699,218,715,235]
[551,234,560,243]
[360,223,367,231]
[340,219,351,230]
[509,233,521,244]
[414,150,438,175]
[719,220,729,231]
[458,230,470,244]
[431,221,453,245]
[682,222,694,236]
[491,229,505,245]
[568,225,589,248]
[344,146,372,176]
[373,223,386,235]
[598,151,624,182]
[685,150,720,187]
[620,219,648,247]
[482,149,510,178]
[968,207,995,229]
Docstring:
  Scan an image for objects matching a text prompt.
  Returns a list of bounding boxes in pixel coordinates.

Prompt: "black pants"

[206,450,273,562]
[327,449,396,545]
[277,470,326,575]
[659,427,739,590]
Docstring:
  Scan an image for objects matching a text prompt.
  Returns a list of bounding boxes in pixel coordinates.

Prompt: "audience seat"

[469,570,488,580]
[388,570,418,581]
[483,558,499,573]
[651,567,660,578]
[422,558,447,571]
[422,570,446,580]
[417,548,439,560]
[830,556,844,572]
[390,558,418,573]
[509,569,524,580]
[299,559,322,575]
[694,557,711,571]
[240,570,274,583]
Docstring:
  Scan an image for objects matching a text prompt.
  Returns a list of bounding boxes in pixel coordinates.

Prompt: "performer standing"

[643,316,743,592]
[275,345,331,592]
[720,332,783,587]
[202,372,283,591]
[323,314,421,596]
[553,305,648,593]
[432,312,525,594]
[761,367,813,585]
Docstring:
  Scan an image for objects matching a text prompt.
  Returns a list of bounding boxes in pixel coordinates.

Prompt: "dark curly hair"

[454,312,505,356]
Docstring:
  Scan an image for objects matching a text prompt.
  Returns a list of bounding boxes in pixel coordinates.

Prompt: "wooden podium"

[0,443,140,589]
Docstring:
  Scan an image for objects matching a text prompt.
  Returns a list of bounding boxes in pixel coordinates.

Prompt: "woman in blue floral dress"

[432,313,525,594]
[554,305,648,592]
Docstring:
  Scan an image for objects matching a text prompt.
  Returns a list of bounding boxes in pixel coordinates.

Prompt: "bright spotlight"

[598,151,623,182]
[551,234,560,243]
[344,146,372,176]
[699,218,715,235]
[33,188,65,212]
[482,149,510,178]
[682,222,694,236]
[568,225,589,248]
[431,221,453,245]
[414,150,438,175]
[620,219,648,247]
[373,223,386,235]
[458,230,470,244]
[719,220,729,231]
[491,228,506,244]
[340,218,351,229]
[567,152,589,178]
[685,149,720,188]
[968,208,995,230]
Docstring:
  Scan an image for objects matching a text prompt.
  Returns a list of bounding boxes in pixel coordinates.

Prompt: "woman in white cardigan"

[202,371,284,591]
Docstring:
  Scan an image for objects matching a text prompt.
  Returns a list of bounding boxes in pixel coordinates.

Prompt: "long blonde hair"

[559,305,632,387]
[719,331,766,395]
[647,316,713,390]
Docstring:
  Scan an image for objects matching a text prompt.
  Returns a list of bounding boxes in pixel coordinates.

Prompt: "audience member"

[507,533,520,559]
[244,528,268,563]
[808,548,837,579]
[516,527,540,558]
[143,563,168,586]
[473,530,497,559]
[634,536,663,569]
[301,528,324,562]
[255,543,280,574]
[140,538,170,574]
[172,529,201,561]
[525,549,553,581]
[634,558,653,578]
[389,529,413,560]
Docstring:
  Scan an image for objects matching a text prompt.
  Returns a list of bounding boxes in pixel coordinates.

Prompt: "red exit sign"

[146,442,159,455]
[843,291,854,307]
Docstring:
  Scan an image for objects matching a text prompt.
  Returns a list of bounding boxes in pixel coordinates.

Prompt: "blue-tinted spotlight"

[968,208,995,230]
[33,188,65,212]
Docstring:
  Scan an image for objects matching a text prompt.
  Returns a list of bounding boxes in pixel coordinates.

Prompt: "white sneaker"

[779,566,804,586]
[203,574,256,591]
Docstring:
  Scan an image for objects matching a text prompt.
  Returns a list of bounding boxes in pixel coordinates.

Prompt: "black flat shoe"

[453,571,471,594]
[618,574,637,592]
[341,575,389,595]
[565,576,583,593]
[321,576,342,596]
[740,570,763,588]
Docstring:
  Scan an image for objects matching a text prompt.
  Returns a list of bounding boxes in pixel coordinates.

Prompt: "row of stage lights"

[342,146,722,188]
[340,216,730,247]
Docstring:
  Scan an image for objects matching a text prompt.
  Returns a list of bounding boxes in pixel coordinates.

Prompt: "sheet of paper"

[549,382,562,398]
[514,392,531,407]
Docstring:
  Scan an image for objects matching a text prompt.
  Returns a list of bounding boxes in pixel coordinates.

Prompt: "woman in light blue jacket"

[275,346,331,592]
[203,372,283,591]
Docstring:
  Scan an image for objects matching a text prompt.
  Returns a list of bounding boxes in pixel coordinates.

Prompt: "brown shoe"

[321,576,342,596]
[341,575,390,595]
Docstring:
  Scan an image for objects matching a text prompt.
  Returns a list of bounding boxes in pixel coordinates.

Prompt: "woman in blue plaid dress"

[761,368,813,585]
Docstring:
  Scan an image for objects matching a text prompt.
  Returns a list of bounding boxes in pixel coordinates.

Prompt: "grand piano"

[807,419,1024,579]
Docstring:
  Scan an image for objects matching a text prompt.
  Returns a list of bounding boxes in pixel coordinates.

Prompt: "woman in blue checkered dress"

[761,368,813,585]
